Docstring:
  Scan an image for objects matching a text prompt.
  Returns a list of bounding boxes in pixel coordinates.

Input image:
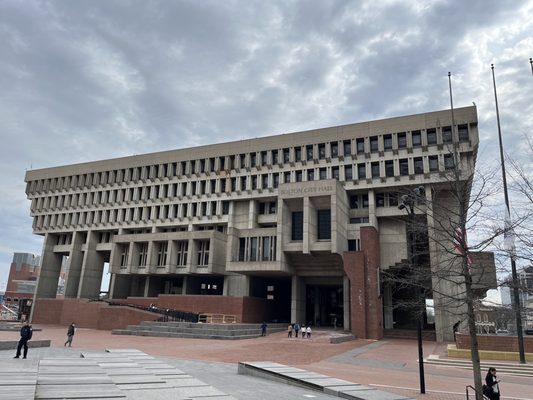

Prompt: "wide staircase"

[112,320,287,340]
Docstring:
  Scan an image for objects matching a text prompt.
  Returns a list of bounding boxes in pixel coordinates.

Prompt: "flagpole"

[491,63,526,364]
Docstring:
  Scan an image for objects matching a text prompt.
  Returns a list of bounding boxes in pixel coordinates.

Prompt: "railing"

[105,300,199,323]
[465,385,490,400]
[198,313,237,324]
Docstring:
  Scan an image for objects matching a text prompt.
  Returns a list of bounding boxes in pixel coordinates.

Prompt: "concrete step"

[127,325,266,335]
[117,321,286,340]
[425,355,533,377]
[140,321,284,330]
[112,329,261,340]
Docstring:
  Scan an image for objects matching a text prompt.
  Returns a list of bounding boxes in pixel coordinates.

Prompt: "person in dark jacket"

[14,321,33,359]
[485,367,501,400]
[64,322,76,347]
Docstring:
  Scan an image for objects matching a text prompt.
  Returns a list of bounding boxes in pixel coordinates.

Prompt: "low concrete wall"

[0,340,51,350]
[456,333,533,353]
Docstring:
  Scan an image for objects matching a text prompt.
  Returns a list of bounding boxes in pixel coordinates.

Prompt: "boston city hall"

[25,106,496,341]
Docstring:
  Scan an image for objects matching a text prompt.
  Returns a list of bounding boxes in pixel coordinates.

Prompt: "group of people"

[287,323,312,338]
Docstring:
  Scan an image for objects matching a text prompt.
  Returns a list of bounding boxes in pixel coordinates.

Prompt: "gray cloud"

[0,0,532,283]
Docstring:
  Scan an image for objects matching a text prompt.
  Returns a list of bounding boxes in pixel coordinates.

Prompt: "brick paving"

[0,325,531,400]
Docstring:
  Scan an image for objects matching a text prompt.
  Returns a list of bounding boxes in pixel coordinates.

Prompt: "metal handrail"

[465,385,490,400]
[105,301,199,323]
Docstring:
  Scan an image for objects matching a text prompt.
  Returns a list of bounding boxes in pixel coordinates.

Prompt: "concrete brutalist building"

[24,106,496,341]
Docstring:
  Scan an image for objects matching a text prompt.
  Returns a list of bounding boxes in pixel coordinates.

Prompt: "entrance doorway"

[305,285,343,327]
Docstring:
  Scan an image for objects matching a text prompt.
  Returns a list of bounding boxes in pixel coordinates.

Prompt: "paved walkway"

[0,325,531,400]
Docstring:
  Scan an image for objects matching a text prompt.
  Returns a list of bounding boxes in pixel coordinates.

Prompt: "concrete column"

[223,275,250,296]
[64,231,86,298]
[34,233,63,298]
[383,284,393,329]
[368,189,377,227]
[247,200,256,229]
[181,276,188,294]
[343,276,350,331]
[77,231,105,298]
[143,276,150,297]
[291,276,305,324]
[302,197,311,254]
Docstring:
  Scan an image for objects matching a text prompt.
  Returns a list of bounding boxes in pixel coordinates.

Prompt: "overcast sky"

[0,0,531,294]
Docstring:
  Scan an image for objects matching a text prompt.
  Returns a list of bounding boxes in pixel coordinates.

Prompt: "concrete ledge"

[447,344,533,362]
[238,361,413,400]
[330,334,357,344]
[0,340,51,350]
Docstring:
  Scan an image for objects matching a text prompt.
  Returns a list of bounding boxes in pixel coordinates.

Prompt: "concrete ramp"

[238,361,414,400]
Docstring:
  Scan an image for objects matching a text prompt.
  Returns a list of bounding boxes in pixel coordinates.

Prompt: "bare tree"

[382,141,502,399]
[505,135,533,264]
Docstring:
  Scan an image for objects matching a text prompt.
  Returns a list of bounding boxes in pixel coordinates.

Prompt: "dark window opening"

[414,157,424,174]
[412,130,422,147]
[317,209,331,240]
[398,132,407,148]
[370,136,379,152]
[385,160,394,177]
[399,159,409,176]
[292,211,303,241]
[443,126,453,143]
[356,138,365,154]
[384,134,393,150]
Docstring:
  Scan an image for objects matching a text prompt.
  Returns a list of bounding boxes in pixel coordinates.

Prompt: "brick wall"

[31,298,159,330]
[456,333,533,353]
[122,295,271,323]
[343,226,383,340]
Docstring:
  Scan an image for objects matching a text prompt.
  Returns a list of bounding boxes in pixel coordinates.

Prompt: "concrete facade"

[25,106,493,340]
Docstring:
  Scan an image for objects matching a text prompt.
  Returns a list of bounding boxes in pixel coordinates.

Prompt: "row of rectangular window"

[33,201,231,230]
[27,125,471,195]
[237,236,277,262]
[30,155,454,213]
[290,209,331,241]
[119,239,209,268]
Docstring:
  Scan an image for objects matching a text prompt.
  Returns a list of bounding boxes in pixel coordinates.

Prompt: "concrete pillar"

[34,233,62,298]
[291,276,305,324]
[143,276,150,297]
[302,197,311,254]
[223,275,250,296]
[182,276,188,294]
[383,284,393,329]
[64,231,86,298]
[343,276,350,331]
[77,231,105,298]
[247,200,256,229]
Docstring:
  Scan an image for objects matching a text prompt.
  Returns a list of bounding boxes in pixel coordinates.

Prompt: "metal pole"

[410,204,425,393]
[491,64,526,364]
[530,58,533,75]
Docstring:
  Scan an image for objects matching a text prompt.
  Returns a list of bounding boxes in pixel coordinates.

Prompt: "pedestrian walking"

[260,321,267,336]
[287,324,293,338]
[294,323,300,338]
[14,321,33,359]
[306,325,312,338]
[64,322,76,347]
[484,367,501,400]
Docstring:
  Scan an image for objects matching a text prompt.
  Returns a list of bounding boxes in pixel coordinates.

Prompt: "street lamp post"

[399,186,426,394]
